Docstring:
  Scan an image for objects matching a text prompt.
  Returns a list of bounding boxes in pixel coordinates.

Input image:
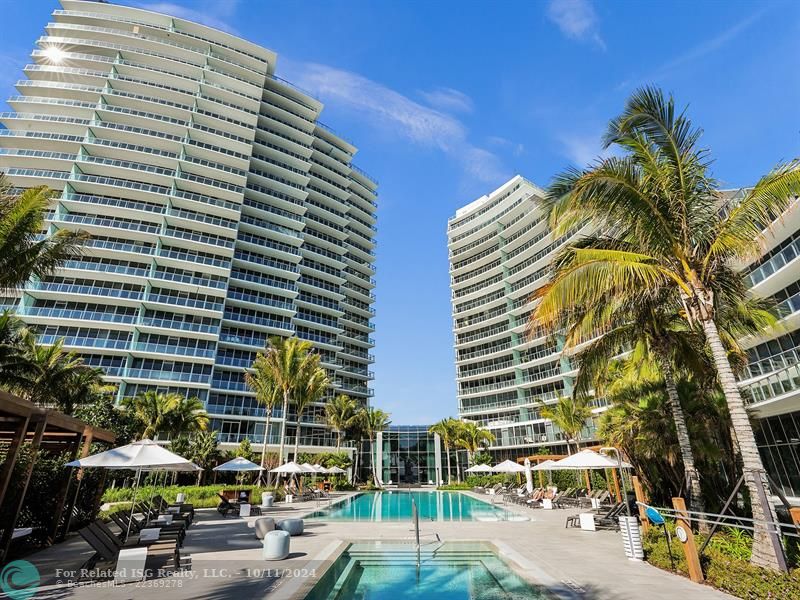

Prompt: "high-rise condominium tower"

[447,176,594,459]
[0,0,377,453]
[450,177,800,499]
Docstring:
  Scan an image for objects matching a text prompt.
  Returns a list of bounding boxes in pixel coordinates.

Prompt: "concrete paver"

[17,491,734,600]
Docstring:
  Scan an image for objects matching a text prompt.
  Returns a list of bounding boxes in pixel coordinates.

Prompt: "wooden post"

[63,430,94,537]
[0,415,30,512]
[632,476,648,534]
[49,431,82,544]
[672,497,704,583]
[584,469,592,491]
[612,468,622,502]
[789,507,800,528]
[0,416,44,562]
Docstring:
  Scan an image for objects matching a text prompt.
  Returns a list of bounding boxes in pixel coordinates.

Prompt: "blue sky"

[1,0,799,424]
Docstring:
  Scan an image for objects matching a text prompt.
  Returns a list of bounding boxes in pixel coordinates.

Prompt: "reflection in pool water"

[306,491,528,522]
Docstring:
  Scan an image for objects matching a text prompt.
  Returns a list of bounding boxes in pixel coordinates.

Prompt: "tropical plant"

[163,395,208,437]
[534,86,800,569]
[10,332,106,414]
[567,286,773,518]
[188,430,222,485]
[361,407,391,486]
[455,421,495,465]
[539,396,591,455]
[233,437,255,462]
[429,418,461,484]
[75,393,140,445]
[0,311,27,383]
[325,394,358,450]
[259,336,316,464]
[292,355,329,461]
[122,391,178,439]
[0,175,87,294]
[245,350,283,479]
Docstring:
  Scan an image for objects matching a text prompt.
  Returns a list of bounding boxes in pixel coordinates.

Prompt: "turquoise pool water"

[306,491,527,522]
[305,542,549,599]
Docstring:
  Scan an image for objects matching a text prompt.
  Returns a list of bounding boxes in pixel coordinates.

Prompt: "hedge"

[643,523,800,599]
[102,484,286,508]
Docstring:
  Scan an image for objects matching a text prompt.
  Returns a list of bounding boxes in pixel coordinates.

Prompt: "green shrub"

[438,483,472,490]
[643,522,800,598]
[101,484,286,508]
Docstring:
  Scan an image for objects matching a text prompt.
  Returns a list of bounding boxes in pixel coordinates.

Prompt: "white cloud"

[546,0,605,49]
[283,60,511,184]
[419,87,474,113]
[557,129,611,166]
[133,1,241,34]
[487,136,525,157]
[617,8,767,91]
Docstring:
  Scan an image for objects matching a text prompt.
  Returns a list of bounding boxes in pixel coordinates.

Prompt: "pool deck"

[21,490,734,600]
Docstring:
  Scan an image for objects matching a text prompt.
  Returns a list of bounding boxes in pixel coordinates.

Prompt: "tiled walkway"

[18,491,734,599]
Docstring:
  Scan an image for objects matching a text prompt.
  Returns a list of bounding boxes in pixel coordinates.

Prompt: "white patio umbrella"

[326,466,346,474]
[213,457,263,471]
[549,449,632,470]
[531,459,558,471]
[300,462,319,473]
[312,463,329,474]
[524,458,534,494]
[465,464,493,473]
[492,459,526,473]
[66,439,199,540]
[270,461,305,474]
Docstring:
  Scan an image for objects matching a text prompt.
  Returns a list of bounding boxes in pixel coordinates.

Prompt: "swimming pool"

[306,490,527,522]
[304,541,549,599]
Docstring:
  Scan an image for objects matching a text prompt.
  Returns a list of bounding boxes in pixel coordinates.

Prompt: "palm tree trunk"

[293,412,301,462]
[659,356,706,528]
[277,391,289,465]
[454,448,461,483]
[702,316,782,570]
[336,430,342,451]
[261,410,272,486]
[445,443,452,485]
[370,435,379,486]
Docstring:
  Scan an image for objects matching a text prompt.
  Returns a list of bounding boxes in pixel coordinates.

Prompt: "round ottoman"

[276,518,304,536]
[262,530,290,560]
[254,517,275,539]
[261,492,274,508]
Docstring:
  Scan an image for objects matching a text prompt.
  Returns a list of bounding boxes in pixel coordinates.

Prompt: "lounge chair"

[90,520,179,559]
[78,524,177,581]
[217,493,237,517]
[112,512,185,544]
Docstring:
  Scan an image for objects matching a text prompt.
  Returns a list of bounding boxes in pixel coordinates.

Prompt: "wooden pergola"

[0,390,115,563]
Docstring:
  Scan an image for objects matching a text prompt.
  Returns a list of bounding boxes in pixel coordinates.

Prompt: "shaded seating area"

[0,390,115,563]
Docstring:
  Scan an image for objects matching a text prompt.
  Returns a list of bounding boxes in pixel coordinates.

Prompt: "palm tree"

[259,336,316,464]
[0,311,27,383]
[535,86,800,568]
[122,391,182,439]
[326,394,358,450]
[362,407,391,486]
[164,395,208,437]
[0,176,87,293]
[540,396,591,455]
[428,418,462,484]
[568,286,775,519]
[454,421,495,465]
[189,430,222,485]
[13,332,104,414]
[245,351,282,477]
[292,356,329,460]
